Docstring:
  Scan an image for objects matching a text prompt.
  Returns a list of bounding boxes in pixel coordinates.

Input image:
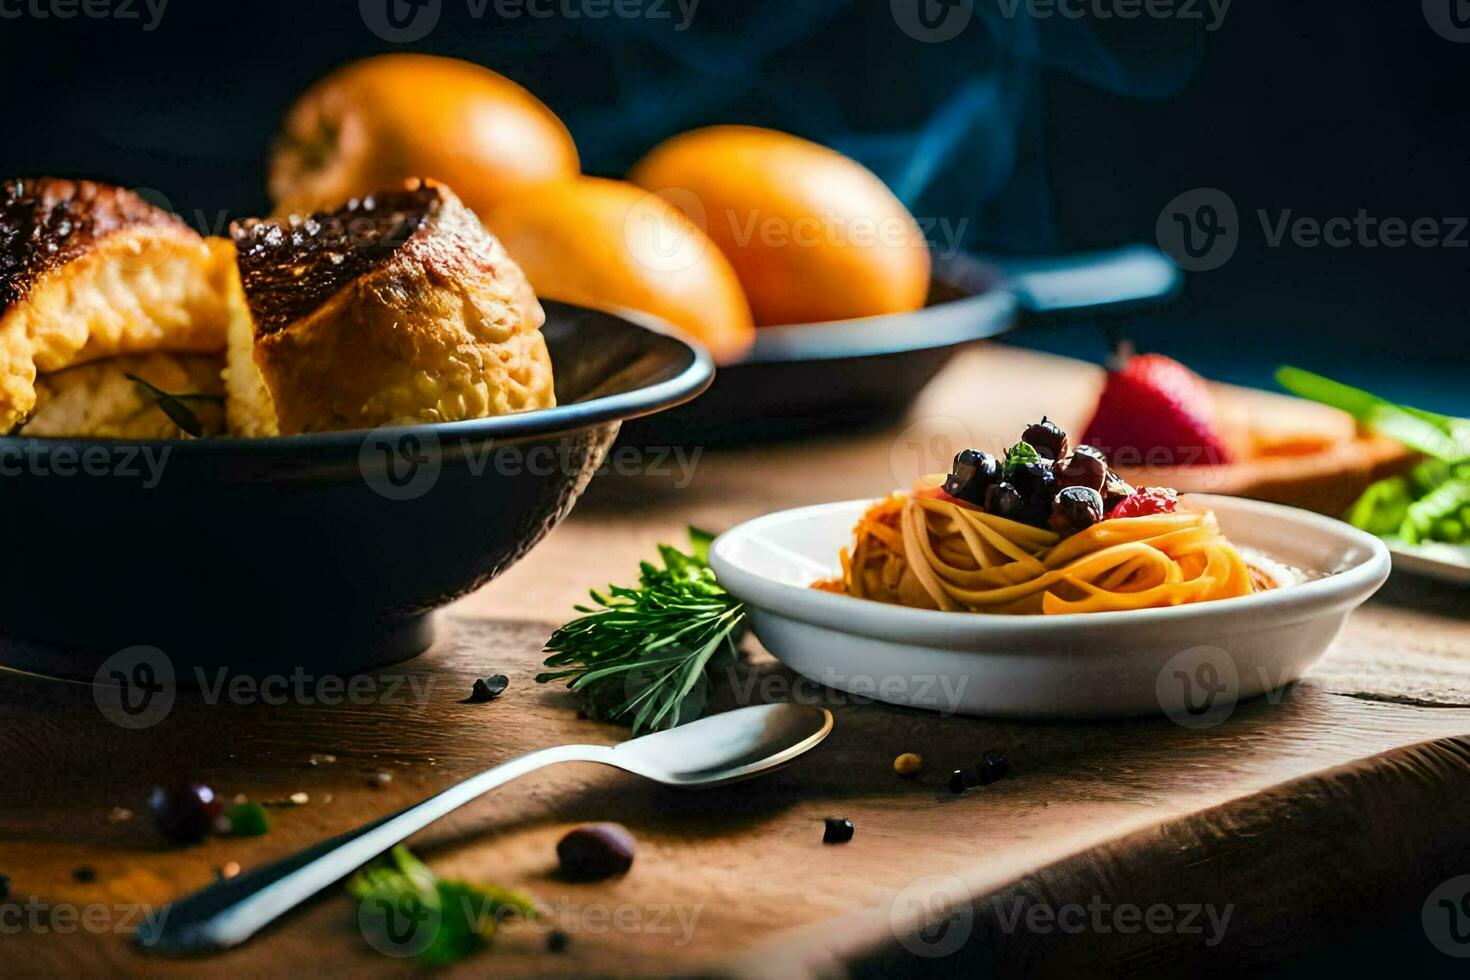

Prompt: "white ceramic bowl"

[710,494,1391,720]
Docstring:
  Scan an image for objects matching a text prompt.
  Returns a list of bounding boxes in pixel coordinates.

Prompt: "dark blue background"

[2,0,1465,411]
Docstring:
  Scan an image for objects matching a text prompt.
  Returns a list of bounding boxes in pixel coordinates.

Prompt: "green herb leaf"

[1275,366,1468,462]
[1003,440,1040,474]
[348,844,538,966]
[1400,479,1470,545]
[1278,366,1470,545]
[538,527,745,734]
[224,801,269,837]
[125,373,222,438]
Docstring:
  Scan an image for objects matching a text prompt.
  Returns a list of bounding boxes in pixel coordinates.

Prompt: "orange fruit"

[630,125,931,326]
[268,54,578,218]
[484,178,754,364]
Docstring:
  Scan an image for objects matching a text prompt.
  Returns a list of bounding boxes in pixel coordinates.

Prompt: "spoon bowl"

[609,702,834,786]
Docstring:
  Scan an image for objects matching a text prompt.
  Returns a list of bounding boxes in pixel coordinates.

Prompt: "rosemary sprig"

[126,373,224,438]
[537,527,746,734]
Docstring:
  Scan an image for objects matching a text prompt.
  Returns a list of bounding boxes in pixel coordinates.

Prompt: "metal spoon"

[136,702,833,955]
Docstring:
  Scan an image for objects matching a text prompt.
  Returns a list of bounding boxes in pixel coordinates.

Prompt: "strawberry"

[1107,486,1179,520]
[1081,353,1234,466]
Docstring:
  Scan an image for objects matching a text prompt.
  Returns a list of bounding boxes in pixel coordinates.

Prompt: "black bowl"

[0,302,711,679]
[621,246,1181,445]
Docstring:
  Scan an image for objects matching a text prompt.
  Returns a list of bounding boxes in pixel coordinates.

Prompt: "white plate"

[1386,539,1470,585]
[710,494,1390,720]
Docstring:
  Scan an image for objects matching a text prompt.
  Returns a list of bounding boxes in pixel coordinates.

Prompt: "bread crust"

[0,178,184,316]
[228,178,553,434]
[0,178,232,432]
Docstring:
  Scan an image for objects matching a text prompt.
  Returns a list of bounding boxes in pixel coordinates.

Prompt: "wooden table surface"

[4,344,1469,977]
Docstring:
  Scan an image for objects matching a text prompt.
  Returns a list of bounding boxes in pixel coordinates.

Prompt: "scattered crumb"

[369,772,394,788]
[214,861,241,881]
[262,792,310,808]
[308,753,337,766]
[107,807,133,824]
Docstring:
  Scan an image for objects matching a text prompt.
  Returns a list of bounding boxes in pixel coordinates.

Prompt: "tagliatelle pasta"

[819,479,1258,616]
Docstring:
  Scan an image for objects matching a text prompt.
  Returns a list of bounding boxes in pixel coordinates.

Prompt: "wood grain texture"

[1,343,1467,977]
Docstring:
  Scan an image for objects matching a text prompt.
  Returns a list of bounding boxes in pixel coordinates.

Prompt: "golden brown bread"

[23,352,226,439]
[226,178,554,435]
[0,177,234,432]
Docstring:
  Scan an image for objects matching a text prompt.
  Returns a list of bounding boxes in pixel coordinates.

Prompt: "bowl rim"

[0,304,714,457]
[739,245,1181,364]
[709,492,1392,646]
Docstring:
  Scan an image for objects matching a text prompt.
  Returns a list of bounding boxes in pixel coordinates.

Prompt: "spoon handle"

[137,743,609,956]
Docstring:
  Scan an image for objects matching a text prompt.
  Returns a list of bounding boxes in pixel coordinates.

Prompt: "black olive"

[822,817,854,844]
[948,769,970,794]
[942,449,999,505]
[1103,469,1135,512]
[1054,447,1107,492]
[1021,418,1068,460]
[976,753,1010,786]
[1005,462,1058,527]
[547,930,570,953]
[1009,460,1056,502]
[73,866,97,883]
[1050,486,1106,535]
[557,823,636,880]
[149,785,223,845]
[984,482,1026,521]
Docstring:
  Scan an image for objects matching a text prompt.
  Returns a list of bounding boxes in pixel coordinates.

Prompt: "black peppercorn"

[464,674,509,703]
[822,817,854,844]
[976,753,1010,786]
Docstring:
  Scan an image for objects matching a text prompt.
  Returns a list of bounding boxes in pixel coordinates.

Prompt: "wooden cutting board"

[1,343,1466,977]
